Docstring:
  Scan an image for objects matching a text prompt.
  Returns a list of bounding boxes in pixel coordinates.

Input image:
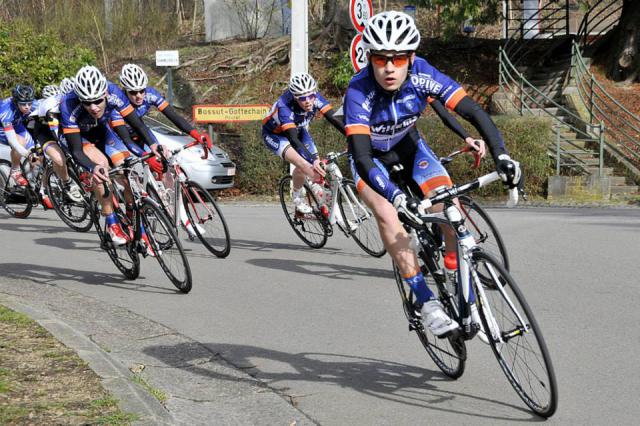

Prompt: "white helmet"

[41,84,61,99]
[361,11,421,53]
[59,77,76,95]
[119,63,148,91]
[74,65,107,101]
[288,72,317,96]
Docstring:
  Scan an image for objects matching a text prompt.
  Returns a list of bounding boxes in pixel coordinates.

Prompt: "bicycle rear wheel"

[44,166,92,232]
[471,250,557,417]
[278,175,329,249]
[393,260,466,379]
[140,198,192,293]
[459,195,509,270]
[337,179,386,257]
[0,167,33,218]
[93,200,140,280]
[183,181,231,258]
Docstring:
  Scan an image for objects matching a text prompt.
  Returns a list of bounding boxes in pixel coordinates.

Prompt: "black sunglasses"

[127,89,146,96]
[81,98,105,106]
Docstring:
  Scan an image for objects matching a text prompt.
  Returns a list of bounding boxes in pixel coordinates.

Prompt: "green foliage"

[230,116,553,197]
[328,51,355,92]
[0,21,95,96]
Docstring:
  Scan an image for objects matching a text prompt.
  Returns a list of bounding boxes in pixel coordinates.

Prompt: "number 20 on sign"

[350,33,367,72]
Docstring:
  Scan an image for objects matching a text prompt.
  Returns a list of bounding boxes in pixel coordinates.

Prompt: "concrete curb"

[0,296,174,426]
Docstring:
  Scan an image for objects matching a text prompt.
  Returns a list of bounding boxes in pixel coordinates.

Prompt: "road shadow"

[246,257,393,281]
[0,262,179,294]
[142,341,538,422]
[0,220,72,235]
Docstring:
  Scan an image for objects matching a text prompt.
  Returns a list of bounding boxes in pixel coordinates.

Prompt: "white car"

[150,126,236,190]
[0,128,237,191]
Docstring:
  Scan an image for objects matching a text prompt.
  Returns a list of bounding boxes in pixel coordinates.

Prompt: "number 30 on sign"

[350,33,367,72]
[349,0,373,33]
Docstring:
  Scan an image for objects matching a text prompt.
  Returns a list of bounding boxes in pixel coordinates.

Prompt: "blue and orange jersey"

[109,86,169,128]
[262,90,332,134]
[59,82,134,135]
[0,97,37,140]
[344,56,467,151]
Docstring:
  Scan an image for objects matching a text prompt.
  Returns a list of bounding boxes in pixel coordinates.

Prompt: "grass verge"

[0,304,138,425]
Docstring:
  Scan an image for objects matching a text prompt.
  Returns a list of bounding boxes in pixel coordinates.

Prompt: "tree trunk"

[322,0,352,50]
[605,0,640,83]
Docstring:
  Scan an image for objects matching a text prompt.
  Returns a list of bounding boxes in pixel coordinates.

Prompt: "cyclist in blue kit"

[262,72,345,214]
[344,11,521,336]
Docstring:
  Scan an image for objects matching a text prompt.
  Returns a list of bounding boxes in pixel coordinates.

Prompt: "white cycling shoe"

[293,197,313,214]
[421,300,459,337]
[65,181,83,203]
[184,220,206,237]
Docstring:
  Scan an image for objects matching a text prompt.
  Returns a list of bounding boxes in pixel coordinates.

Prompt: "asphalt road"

[1,203,639,424]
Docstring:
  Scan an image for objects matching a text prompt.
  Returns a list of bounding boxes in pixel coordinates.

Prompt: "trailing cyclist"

[25,84,83,207]
[60,65,158,250]
[0,84,38,187]
[344,11,521,337]
[262,72,345,214]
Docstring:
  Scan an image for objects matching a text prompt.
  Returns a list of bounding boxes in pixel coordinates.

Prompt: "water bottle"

[444,252,458,285]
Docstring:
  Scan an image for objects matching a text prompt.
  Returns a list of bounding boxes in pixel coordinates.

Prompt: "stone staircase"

[518,55,638,199]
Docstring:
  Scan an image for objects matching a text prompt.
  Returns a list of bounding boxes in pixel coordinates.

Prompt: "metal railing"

[570,40,640,170]
[576,0,623,49]
[499,48,606,175]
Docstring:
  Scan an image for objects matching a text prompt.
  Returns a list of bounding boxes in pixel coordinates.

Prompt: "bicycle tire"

[459,195,509,270]
[278,175,329,249]
[183,181,231,258]
[337,179,386,258]
[471,250,557,417]
[0,166,33,218]
[44,165,92,232]
[393,259,466,379]
[140,198,192,293]
[91,196,140,280]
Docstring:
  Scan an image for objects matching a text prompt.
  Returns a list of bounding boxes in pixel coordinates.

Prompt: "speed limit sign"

[349,0,373,33]
[350,34,367,72]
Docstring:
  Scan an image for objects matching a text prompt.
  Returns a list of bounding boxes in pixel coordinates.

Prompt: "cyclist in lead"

[60,65,159,249]
[262,72,345,214]
[344,11,521,336]
[0,85,38,187]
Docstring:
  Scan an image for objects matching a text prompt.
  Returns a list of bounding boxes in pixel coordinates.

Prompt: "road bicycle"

[0,144,89,231]
[278,151,385,257]
[392,169,557,417]
[103,152,192,292]
[147,141,231,258]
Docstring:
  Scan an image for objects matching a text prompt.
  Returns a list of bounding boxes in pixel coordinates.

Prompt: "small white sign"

[155,50,180,67]
[349,0,373,33]
[350,34,367,72]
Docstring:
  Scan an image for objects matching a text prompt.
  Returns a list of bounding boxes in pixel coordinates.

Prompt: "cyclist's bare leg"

[425,192,461,256]
[42,141,70,181]
[283,146,317,191]
[10,135,28,169]
[358,184,420,276]
[83,145,114,215]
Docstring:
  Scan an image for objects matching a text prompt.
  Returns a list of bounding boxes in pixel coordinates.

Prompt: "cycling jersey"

[0,97,37,141]
[344,56,467,152]
[60,82,133,135]
[109,86,168,128]
[262,90,332,134]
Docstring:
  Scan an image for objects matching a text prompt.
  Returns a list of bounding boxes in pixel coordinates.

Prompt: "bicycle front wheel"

[278,175,329,249]
[337,179,386,257]
[0,168,33,218]
[393,261,466,379]
[44,166,92,232]
[459,196,509,270]
[93,200,140,280]
[183,181,231,258]
[472,250,557,417]
[140,198,192,293]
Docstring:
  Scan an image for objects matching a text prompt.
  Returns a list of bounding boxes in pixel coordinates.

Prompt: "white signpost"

[349,0,373,72]
[156,50,180,105]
